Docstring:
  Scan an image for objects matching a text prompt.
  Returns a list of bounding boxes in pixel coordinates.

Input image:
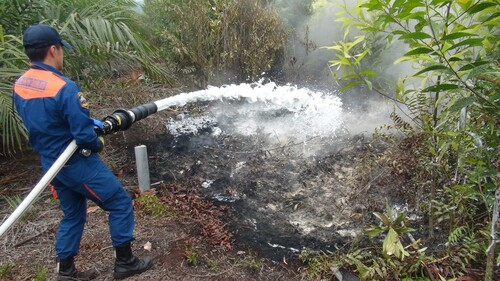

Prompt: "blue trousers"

[42,153,134,259]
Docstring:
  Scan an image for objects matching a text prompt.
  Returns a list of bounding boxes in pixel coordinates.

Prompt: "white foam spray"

[159,81,345,151]
[156,81,341,112]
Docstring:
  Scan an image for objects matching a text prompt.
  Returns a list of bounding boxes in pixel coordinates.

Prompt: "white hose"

[0,140,78,238]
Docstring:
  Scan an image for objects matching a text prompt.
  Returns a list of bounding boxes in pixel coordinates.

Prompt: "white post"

[134,145,150,193]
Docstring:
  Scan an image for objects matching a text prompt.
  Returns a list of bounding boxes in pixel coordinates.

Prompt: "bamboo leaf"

[394,56,412,64]
[448,56,464,62]
[413,65,450,76]
[392,0,407,9]
[400,11,426,21]
[360,1,383,11]
[430,0,451,5]
[365,79,373,91]
[441,32,477,41]
[403,47,434,56]
[397,0,425,18]
[350,36,365,49]
[360,69,378,76]
[422,84,460,92]
[399,31,433,40]
[324,45,343,51]
[392,30,407,36]
[355,49,369,64]
[458,61,489,72]
[342,74,360,80]
[339,81,364,91]
[485,11,500,22]
[467,2,497,14]
[448,38,484,51]
[336,17,354,28]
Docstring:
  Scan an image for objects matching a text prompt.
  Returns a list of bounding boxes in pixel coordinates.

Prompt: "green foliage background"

[321,0,499,279]
[0,0,171,155]
[142,0,288,86]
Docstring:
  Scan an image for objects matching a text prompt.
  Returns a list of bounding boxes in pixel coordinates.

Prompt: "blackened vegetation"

[143,115,413,262]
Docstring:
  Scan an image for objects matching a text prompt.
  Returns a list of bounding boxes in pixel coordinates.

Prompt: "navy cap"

[23,23,72,49]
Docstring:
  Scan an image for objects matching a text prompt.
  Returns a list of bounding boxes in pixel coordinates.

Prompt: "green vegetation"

[0,0,171,155]
[135,194,168,217]
[184,238,200,266]
[33,264,48,281]
[365,200,416,261]
[300,0,499,279]
[234,251,264,271]
[1,0,293,155]
[0,23,29,155]
[0,262,14,278]
[0,195,22,209]
[142,0,287,86]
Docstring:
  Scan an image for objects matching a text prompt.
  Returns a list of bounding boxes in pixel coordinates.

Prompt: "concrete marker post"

[134,145,150,193]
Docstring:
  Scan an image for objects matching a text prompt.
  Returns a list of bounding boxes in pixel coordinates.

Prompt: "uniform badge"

[78,93,89,109]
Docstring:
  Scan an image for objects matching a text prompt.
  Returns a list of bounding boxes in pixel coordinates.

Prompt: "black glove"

[94,136,105,153]
[79,137,105,157]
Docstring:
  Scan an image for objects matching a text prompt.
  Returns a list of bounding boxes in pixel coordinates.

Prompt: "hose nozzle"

[100,103,158,135]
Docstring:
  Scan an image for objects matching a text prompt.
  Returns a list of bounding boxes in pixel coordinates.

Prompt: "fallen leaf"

[457,277,476,281]
[87,206,100,214]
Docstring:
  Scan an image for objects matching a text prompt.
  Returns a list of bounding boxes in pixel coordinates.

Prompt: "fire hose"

[0,102,159,238]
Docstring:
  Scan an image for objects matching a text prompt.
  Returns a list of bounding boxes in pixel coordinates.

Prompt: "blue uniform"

[13,62,134,259]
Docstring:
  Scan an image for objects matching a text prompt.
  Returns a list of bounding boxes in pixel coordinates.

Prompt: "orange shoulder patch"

[14,69,66,100]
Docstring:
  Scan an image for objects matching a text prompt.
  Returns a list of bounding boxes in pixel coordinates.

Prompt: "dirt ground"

[0,147,303,281]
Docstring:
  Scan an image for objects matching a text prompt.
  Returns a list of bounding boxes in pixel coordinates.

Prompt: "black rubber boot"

[57,256,98,281]
[114,243,152,279]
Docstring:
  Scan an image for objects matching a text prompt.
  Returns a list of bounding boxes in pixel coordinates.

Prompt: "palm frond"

[0,0,173,155]
[60,15,173,86]
[42,1,173,86]
[0,31,29,155]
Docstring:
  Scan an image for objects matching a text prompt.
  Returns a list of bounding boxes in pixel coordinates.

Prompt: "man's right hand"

[93,118,104,135]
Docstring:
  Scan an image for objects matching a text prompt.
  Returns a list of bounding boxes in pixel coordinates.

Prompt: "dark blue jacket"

[13,62,100,162]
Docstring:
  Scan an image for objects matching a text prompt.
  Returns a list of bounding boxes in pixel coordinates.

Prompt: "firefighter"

[12,23,152,280]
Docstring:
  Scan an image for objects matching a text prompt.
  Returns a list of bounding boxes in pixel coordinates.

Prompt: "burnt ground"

[146,100,414,258]
[0,98,416,281]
